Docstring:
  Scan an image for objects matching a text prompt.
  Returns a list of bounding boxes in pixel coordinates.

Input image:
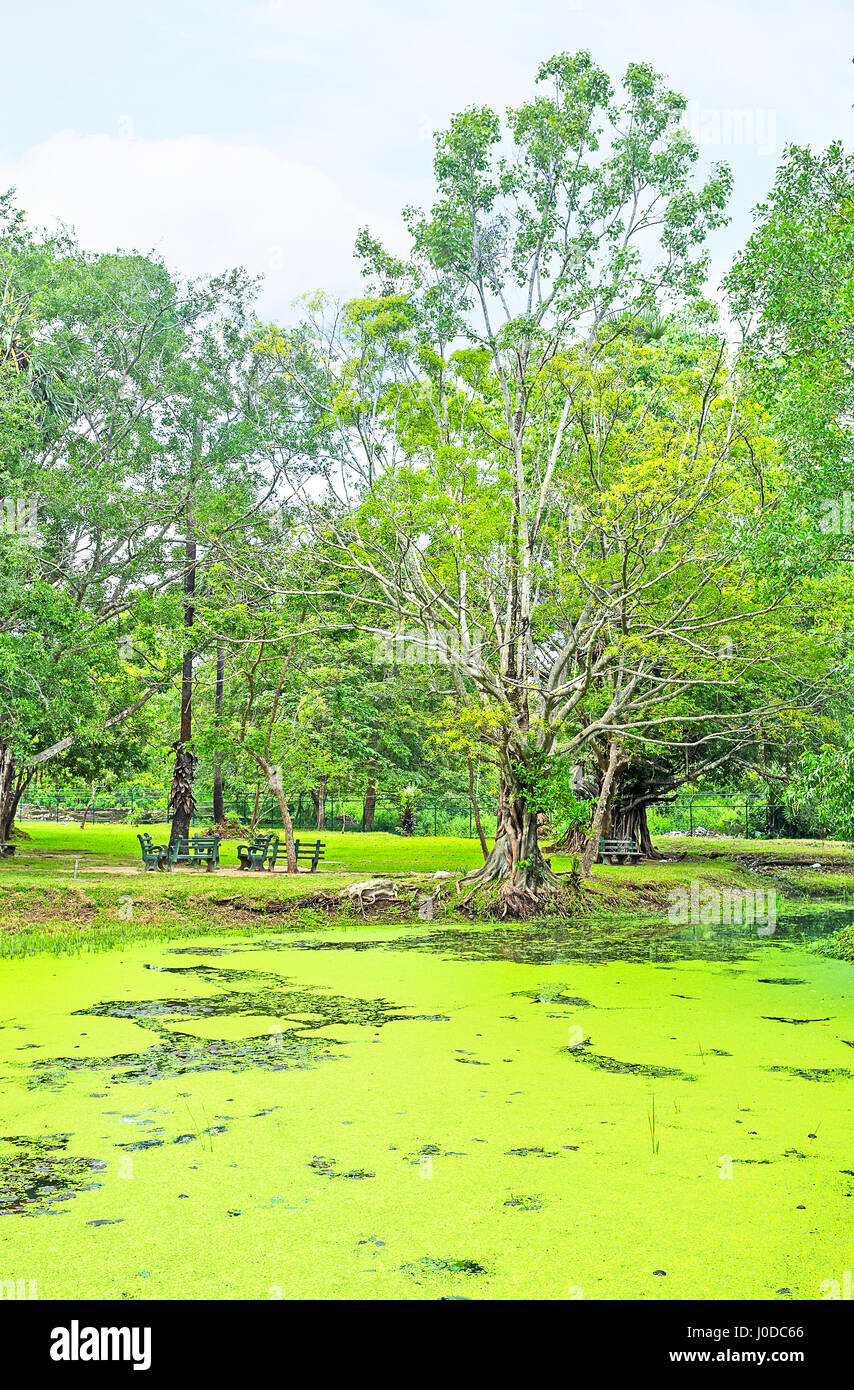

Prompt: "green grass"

[11,821,494,873]
[15,820,853,874]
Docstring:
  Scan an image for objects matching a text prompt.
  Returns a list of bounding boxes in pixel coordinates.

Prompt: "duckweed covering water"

[1,908,854,1299]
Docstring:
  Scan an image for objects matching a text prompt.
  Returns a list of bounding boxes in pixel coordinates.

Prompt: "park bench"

[293,838,325,872]
[139,832,220,872]
[599,838,640,866]
[237,832,277,871]
[237,833,326,872]
[168,834,220,871]
[138,832,170,871]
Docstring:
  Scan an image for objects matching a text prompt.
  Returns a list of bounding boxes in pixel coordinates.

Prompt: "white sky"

[2,0,852,317]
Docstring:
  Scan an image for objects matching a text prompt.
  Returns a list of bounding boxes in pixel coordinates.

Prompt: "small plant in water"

[648,1094,660,1155]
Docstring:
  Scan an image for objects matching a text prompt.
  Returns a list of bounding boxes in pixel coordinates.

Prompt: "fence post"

[688,793,694,838]
[434,803,437,837]
[744,796,749,839]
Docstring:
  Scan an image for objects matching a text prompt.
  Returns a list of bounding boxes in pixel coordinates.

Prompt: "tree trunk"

[549,759,658,859]
[168,743,198,845]
[459,756,562,915]
[467,753,489,861]
[250,778,262,833]
[608,799,657,857]
[363,732,378,830]
[169,425,199,850]
[259,756,297,873]
[212,643,225,824]
[312,776,327,831]
[581,741,624,878]
[3,778,28,844]
[0,752,30,848]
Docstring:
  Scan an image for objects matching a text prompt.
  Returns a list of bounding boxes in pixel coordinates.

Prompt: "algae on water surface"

[1,910,854,1299]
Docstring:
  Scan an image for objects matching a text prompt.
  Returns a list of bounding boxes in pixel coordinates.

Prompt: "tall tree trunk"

[608,799,657,857]
[0,753,31,848]
[258,756,297,872]
[459,752,562,915]
[312,776,327,831]
[467,753,489,861]
[581,741,625,878]
[169,425,199,849]
[212,643,225,824]
[250,778,262,833]
[363,731,379,830]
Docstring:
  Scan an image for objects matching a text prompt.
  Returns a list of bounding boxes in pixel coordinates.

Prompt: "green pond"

[2,908,854,1301]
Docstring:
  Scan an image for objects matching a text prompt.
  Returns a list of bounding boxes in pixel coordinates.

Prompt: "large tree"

[258,52,746,910]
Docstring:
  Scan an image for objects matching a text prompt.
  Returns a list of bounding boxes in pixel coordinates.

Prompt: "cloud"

[0,131,399,317]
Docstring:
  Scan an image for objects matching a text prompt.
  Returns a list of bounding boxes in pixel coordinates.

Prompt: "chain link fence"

[19,787,783,839]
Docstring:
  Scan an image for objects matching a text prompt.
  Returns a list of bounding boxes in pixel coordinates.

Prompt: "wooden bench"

[138,832,170,872]
[599,838,640,866]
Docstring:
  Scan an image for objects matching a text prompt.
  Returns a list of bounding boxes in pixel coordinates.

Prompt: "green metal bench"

[268,838,326,872]
[237,834,326,872]
[166,834,221,872]
[599,838,640,866]
[237,832,276,871]
[293,838,325,872]
[138,832,170,871]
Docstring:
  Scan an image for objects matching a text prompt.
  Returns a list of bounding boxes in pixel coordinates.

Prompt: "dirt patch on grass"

[0,886,96,929]
[197,889,429,927]
[584,880,672,913]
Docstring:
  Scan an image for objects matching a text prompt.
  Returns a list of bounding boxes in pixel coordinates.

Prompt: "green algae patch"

[2,913,854,1299]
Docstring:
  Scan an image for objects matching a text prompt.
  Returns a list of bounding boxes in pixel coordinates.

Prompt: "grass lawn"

[10,821,496,873]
